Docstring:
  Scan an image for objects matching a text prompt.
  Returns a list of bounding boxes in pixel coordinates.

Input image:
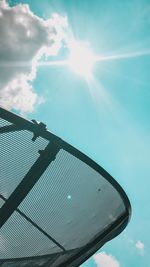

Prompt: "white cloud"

[93,252,120,267]
[0,0,67,113]
[135,240,145,256]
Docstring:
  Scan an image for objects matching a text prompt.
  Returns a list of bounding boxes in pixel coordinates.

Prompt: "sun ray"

[95,49,150,63]
[36,48,150,72]
[86,74,116,113]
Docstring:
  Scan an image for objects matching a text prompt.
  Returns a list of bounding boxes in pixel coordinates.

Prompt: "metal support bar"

[0,107,62,144]
[0,124,23,134]
[0,141,60,228]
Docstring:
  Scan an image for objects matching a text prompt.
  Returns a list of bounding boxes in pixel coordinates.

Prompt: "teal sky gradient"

[8,0,150,266]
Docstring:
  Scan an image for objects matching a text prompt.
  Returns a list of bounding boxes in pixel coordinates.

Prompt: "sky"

[0,0,150,266]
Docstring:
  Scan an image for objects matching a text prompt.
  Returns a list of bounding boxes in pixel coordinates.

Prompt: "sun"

[67,41,95,78]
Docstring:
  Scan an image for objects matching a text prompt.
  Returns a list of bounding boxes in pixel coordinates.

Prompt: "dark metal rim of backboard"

[0,106,131,267]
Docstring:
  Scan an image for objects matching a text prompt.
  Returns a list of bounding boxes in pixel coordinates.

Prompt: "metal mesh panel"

[0,250,78,267]
[0,118,12,128]
[19,149,125,251]
[0,197,4,208]
[0,108,130,267]
[1,258,51,267]
[0,211,61,259]
[0,124,48,199]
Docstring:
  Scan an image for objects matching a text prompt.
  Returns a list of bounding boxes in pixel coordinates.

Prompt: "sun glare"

[67,41,95,78]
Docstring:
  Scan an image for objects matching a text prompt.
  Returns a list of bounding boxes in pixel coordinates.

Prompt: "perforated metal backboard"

[0,107,131,267]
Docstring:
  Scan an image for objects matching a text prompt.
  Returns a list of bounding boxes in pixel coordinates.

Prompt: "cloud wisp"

[0,0,67,113]
[135,240,145,256]
[93,252,120,267]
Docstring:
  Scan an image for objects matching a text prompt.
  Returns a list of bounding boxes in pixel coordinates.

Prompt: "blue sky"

[1,0,150,266]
